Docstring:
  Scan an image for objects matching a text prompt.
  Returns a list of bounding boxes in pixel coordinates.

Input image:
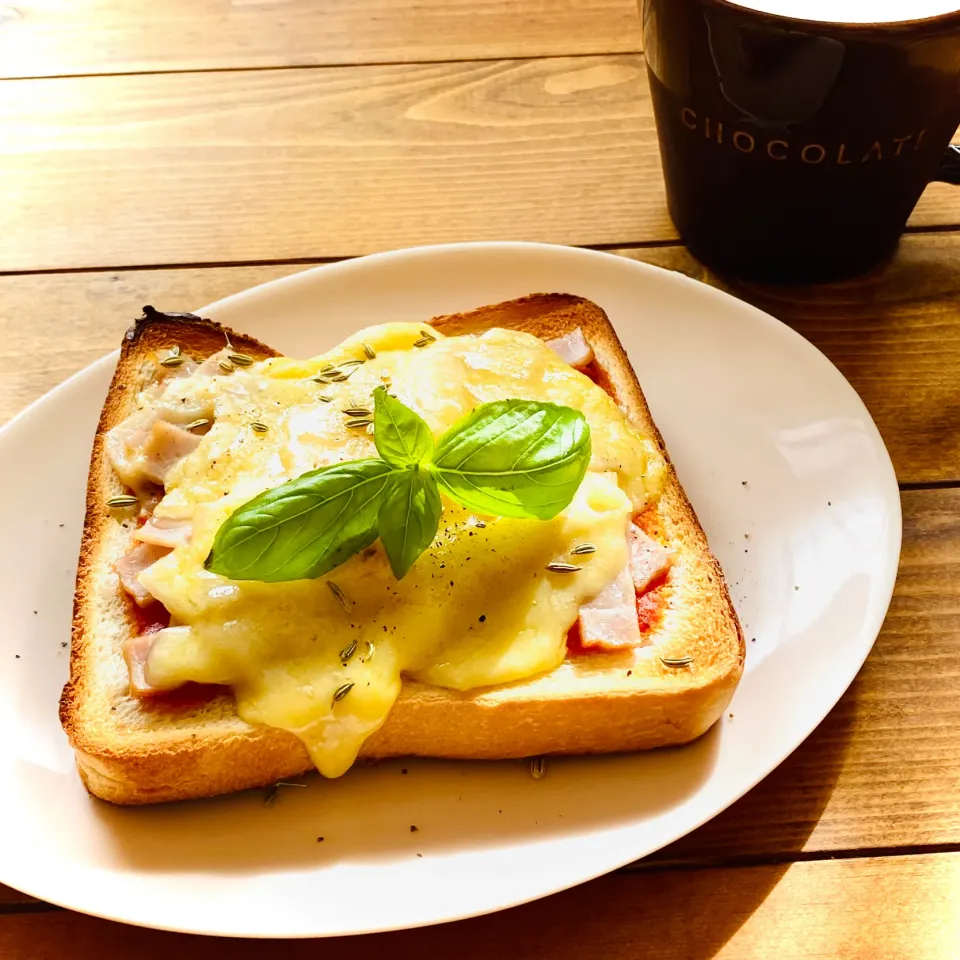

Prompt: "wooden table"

[3,3,960,956]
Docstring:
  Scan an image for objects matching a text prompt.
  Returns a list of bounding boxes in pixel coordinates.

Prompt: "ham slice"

[577,524,674,650]
[115,542,171,607]
[122,625,188,697]
[140,420,202,484]
[122,631,157,696]
[628,524,674,592]
[135,515,193,549]
[546,328,594,369]
[577,564,642,650]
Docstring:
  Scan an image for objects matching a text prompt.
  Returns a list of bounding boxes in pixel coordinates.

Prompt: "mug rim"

[704,0,960,31]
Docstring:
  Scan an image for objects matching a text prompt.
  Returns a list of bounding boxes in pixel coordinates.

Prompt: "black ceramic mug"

[642,0,960,281]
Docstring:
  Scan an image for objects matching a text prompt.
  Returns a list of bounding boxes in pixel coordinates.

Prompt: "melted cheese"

[133,324,665,776]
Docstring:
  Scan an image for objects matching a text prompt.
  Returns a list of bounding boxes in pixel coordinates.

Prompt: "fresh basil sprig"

[206,387,590,582]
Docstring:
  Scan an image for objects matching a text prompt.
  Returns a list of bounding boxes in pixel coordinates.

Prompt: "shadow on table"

[618,682,857,957]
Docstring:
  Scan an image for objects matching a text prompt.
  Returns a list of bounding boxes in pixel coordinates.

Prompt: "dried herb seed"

[333,681,355,704]
[419,329,436,342]
[318,395,333,403]
[218,359,234,374]
[342,407,372,417]
[546,562,581,573]
[327,581,349,609]
[571,543,597,556]
[530,757,547,780]
[160,354,187,368]
[346,417,373,429]
[185,418,211,431]
[250,421,269,434]
[413,337,432,348]
[106,495,138,509]
[362,343,376,360]
[660,656,694,668]
[340,639,358,664]
[227,352,254,367]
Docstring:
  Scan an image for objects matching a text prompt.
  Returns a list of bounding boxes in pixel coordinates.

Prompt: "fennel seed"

[160,354,186,368]
[660,656,694,668]
[333,681,355,704]
[413,337,432,348]
[106,495,138,508]
[346,417,373,429]
[342,407,372,417]
[546,562,581,573]
[362,343,376,360]
[327,581,349,609]
[530,757,547,780]
[218,359,234,374]
[340,639,358,664]
[418,329,436,342]
[571,543,597,556]
[227,352,254,367]
[184,418,211,431]
[250,421,269,434]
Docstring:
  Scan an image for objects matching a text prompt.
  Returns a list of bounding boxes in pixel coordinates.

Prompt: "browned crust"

[61,296,744,804]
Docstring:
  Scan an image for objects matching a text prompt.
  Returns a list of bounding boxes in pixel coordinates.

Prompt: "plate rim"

[0,242,902,937]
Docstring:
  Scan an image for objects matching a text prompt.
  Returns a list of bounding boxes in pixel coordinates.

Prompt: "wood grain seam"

[0,241,692,279]
[899,480,960,491]
[0,48,643,85]
[630,840,960,874]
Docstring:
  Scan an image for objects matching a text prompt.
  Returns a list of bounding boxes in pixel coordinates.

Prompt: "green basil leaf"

[206,459,395,582]
[373,387,434,467]
[378,467,442,580]
[431,400,591,520]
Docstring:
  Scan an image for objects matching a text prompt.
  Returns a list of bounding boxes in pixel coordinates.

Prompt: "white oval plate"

[0,243,900,938]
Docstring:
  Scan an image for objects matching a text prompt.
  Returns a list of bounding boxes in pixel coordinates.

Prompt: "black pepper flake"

[627,670,632,676]
[316,837,324,843]
[794,585,799,591]
[741,481,748,486]
[751,637,756,642]
[479,615,486,623]
[416,853,423,858]
[450,580,454,587]
[410,825,418,832]
[15,655,20,659]
[60,642,67,648]
[401,768,408,775]
[828,501,832,506]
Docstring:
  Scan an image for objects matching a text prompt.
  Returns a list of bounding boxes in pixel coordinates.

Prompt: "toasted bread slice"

[60,295,744,804]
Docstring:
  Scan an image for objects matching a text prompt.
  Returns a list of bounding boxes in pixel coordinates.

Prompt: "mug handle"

[933,144,960,185]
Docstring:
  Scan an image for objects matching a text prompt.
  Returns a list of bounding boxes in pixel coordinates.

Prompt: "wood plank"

[3,60,957,273]
[2,853,959,958]
[629,233,960,485]
[0,58,663,271]
[4,233,960,483]
[0,1,642,79]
